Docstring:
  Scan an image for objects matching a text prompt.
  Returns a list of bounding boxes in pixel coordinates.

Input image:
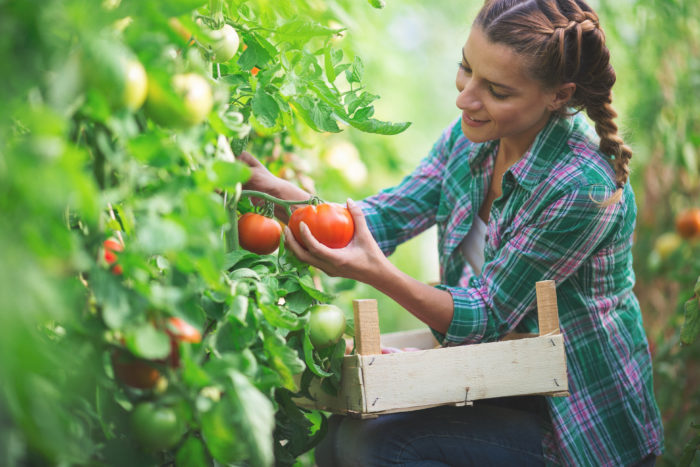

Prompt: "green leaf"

[293,97,340,133]
[259,302,307,330]
[238,35,273,71]
[252,86,280,128]
[681,297,700,345]
[136,216,187,255]
[212,160,251,189]
[175,436,212,467]
[276,19,336,43]
[201,397,249,465]
[324,47,336,83]
[301,331,333,378]
[227,294,249,324]
[224,250,256,270]
[124,323,171,360]
[298,275,336,302]
[228,371,275,467]
[284,290,314,314]
[345,56,364,84]
[263,328,305,391]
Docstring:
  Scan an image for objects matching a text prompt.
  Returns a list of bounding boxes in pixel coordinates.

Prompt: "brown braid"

[475,0,629,205]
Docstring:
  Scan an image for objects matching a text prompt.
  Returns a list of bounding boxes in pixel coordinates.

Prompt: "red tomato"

[103,238,124,275]
[167,317,202,343]
[251,66,260,76]
[111,350,161,389]
[289,203,354,248]
[238,212,282,254]
[676,208,700,239]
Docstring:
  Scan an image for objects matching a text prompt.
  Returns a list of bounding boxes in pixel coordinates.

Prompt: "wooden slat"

[353,299,381,355]
[536,280,560,336]
[359,334,568,413]
[380,328,439,350]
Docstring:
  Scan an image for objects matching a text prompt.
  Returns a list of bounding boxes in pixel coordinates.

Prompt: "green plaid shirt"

[358,113,664,466]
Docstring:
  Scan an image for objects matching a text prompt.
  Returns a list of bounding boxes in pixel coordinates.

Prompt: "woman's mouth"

[462,113,489,128]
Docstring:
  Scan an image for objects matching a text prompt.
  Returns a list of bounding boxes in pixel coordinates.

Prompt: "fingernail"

[347,198,355,207]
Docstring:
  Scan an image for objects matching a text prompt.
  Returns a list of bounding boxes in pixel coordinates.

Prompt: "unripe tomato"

[111,350,161,389]
[289,203,354,249]
[145,73,213,127]
[307,304,346,349]
[210,24,240,63]
[654,232,682,260]
[238,213,282,255]
[167,317,202,343]
[131,402,185,451]
[123,59,148,111]
[676,208,700,239]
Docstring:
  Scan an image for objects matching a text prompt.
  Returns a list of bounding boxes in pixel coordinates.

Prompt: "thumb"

[346,198,370,234]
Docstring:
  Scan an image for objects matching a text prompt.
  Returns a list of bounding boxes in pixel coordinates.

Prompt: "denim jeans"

[315,398,548,467]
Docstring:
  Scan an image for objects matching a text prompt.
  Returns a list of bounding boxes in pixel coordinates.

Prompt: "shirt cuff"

[431,283,490,345]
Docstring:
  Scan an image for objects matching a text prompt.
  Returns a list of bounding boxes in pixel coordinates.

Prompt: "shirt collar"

[507,113,577,192]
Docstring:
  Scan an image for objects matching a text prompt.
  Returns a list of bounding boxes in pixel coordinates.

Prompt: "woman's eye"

[457,62,471,73]
[489,86,509,100]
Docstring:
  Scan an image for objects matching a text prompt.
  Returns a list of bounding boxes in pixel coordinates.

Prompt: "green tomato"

[308,304,346,349]
[131,402,185,451]
[210,24,240,63]
[145,72,213,128]
[123,59,148,111]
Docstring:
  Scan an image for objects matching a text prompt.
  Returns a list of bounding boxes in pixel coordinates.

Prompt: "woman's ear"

[548,83,576,111]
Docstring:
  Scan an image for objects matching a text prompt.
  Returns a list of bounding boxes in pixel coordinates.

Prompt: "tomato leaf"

[298,275,336,302]
[228,371,275,467]
[259,302,306,330]
[301,331,333,378]
[124,323,171,360]
[252,86,280,128]
[175,436,211,467]
[263,328,305,391]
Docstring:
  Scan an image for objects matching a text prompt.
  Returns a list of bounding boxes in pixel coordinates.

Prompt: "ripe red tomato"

[167,317,202,344]
[111,350,161,389]
[288,203,354,249]
[307,304,347,349]
[251,66,260,76]
[238,212,282,255]
[676,208,700,239]
[103,238,124,275]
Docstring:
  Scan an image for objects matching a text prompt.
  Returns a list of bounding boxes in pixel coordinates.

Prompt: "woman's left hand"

[283,199,389,283]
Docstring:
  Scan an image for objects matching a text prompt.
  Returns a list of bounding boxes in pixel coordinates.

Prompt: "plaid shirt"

[358,113,664,466]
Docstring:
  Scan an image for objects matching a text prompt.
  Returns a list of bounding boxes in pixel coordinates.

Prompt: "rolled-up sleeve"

[435,184,623,344]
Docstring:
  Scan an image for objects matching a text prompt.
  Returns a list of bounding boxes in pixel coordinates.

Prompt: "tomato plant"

[145,73,213,128]
[130,402,185,451]
[238,212,282,255]
[289,203,355,249]
[307,304,347,349]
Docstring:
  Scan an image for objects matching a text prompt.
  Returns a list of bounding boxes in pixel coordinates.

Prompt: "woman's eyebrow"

[461,48,517,93]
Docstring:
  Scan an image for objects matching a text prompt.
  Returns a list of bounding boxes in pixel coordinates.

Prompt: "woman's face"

[455,27,560,154]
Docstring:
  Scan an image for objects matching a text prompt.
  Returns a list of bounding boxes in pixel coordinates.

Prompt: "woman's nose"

[455,81,481,111]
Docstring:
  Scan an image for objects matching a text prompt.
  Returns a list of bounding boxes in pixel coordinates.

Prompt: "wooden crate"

[294,280,569,418]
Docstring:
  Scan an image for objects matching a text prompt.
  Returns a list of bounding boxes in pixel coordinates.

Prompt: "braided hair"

[475,0,629,205]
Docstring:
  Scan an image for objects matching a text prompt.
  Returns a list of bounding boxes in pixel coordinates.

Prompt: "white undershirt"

[460,216,488,275]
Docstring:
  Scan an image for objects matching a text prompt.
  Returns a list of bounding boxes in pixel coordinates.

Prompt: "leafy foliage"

[0,0,408,465]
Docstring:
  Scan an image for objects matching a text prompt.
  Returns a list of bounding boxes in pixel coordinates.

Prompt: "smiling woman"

[239,0,664,465]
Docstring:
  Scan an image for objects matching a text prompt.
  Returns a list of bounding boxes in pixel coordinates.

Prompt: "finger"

[346,198,371,236]
[237,151,264,168]
[299,222,334,257]
[284,226,315,263]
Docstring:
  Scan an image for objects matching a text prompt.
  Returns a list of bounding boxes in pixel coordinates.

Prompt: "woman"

[240,0,664,465]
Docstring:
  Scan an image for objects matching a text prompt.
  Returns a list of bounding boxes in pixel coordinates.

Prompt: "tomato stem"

[226,183,242,251]
[240,190,318,217]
